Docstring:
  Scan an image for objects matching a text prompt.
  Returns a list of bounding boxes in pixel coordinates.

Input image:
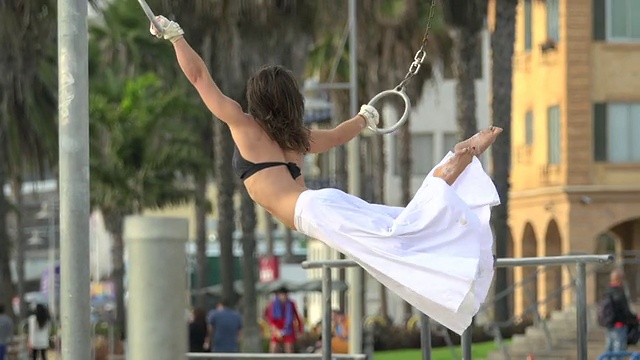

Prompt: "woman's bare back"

[229,121,307,229]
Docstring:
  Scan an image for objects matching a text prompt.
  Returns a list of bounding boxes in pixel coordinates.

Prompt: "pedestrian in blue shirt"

[208,299,242,353]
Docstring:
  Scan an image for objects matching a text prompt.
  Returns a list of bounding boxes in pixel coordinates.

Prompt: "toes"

[490,126,503,134]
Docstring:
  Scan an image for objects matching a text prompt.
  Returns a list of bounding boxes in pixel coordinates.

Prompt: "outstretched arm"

[151,16,248,126]
[308,105,379,154]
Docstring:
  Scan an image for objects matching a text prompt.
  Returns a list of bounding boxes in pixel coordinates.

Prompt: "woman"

[188,308,209,353]
[28,305,50,360]
[150,16,502,335]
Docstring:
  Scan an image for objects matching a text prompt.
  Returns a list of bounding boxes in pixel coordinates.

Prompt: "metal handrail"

[480,256,613,357]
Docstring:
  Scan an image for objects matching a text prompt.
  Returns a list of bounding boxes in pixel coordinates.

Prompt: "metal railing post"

[302,255,612,360]
[322,265,332,360]
[461,327,472,360]
[576,261,588,360]
[420,314,431,360]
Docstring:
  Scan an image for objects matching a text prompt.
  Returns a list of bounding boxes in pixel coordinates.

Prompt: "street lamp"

[36,199,57,320]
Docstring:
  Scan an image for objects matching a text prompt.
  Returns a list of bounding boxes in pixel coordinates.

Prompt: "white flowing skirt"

[294,152,500,335]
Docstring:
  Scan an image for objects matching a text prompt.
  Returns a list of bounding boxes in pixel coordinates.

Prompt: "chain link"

[397,0,438,91]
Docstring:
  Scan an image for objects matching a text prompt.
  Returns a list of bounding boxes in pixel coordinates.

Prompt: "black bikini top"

[232,146,302,181]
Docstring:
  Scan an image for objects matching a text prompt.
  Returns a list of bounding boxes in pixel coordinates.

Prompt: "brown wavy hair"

[246,65,310,153]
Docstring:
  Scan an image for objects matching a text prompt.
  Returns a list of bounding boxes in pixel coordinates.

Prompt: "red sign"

[259,256,280,283]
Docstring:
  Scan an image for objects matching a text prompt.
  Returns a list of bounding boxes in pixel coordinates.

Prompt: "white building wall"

[384,29,492,206]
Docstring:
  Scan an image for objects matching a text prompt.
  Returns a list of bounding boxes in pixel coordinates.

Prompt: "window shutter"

[593,0,606,41]
[593,103,607,161]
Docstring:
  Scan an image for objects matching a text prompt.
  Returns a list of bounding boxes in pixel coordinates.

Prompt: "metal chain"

[397,0,438,91]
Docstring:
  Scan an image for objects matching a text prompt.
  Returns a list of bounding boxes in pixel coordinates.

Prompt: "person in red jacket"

[265,287,304,353]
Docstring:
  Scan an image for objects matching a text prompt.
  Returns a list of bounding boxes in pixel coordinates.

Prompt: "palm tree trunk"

[264,209,274,256]
[239,186,261,352]
[490,0,517,323]
[194,173,208,308]
[11,178,26,321]
[0,146,14,318]
[215,122,237,304]
[452,28,481,140]
[105,211,126,341]
[198,28,238,306]
[372,132,389,321]
[399,119,413,324]
[283,227,293,263]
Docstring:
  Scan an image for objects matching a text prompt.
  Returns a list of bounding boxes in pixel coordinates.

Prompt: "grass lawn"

[374,341,500,360]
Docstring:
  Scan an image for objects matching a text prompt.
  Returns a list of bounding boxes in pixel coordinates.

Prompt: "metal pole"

[47,201,56,320]
[461,327,472,360]
[420,314,431,360]
[576,262,587,360]
[322,266,332,360]
[58,0,91,357]
[124,216,189,360]
[347,0,363,354]
[302,255,613,269]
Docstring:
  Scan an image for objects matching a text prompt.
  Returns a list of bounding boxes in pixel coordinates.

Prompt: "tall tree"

[0,0,59,320]
[441,0,488,140]
[157,4,318,350]
[490,0,517,323]
[0,146,13,316]
[194,157,212,309]
[90,0,215,326]
[239,186,261,352]
[89,72,204,337]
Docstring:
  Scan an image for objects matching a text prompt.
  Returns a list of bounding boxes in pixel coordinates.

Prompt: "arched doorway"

[612,219,640,301]
[544,220,562,312]
[521,223,538,317]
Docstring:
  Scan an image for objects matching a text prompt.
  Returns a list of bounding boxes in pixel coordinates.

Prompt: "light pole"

[346,0,363,354]
[58,0,91,357]
[302,0,363,353]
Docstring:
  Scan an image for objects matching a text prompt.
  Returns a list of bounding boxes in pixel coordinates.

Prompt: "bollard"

[125,216,189,360]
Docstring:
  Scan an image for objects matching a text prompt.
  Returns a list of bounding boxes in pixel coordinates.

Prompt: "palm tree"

[238,186,261,352]
[490,0,517,323]
[441,0,488,140]
[89,71,205,337]
[0,149,13,316]
[194,162,212,309]
[157,0,319,348]
[0,0,59,320]
[90,0,216,319]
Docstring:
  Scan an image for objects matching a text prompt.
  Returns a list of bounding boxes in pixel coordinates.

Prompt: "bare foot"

[433,147,475,186]
[454,126,503,156]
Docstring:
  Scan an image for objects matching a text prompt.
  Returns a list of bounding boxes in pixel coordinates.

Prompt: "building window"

[525,111,534,145]
[393,133,434,175]
[547,106,561,164]
[594,103,640,163]
[443,132,458,157]
[546,0,560,43]
[607,0,640,41]
[594,0,640,41]
[524,0,533,51]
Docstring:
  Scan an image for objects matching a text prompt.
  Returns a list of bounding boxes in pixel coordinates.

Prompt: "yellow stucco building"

[506,0,640,315]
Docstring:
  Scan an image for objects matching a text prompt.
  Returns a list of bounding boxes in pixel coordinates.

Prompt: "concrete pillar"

[124,216,189,360]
